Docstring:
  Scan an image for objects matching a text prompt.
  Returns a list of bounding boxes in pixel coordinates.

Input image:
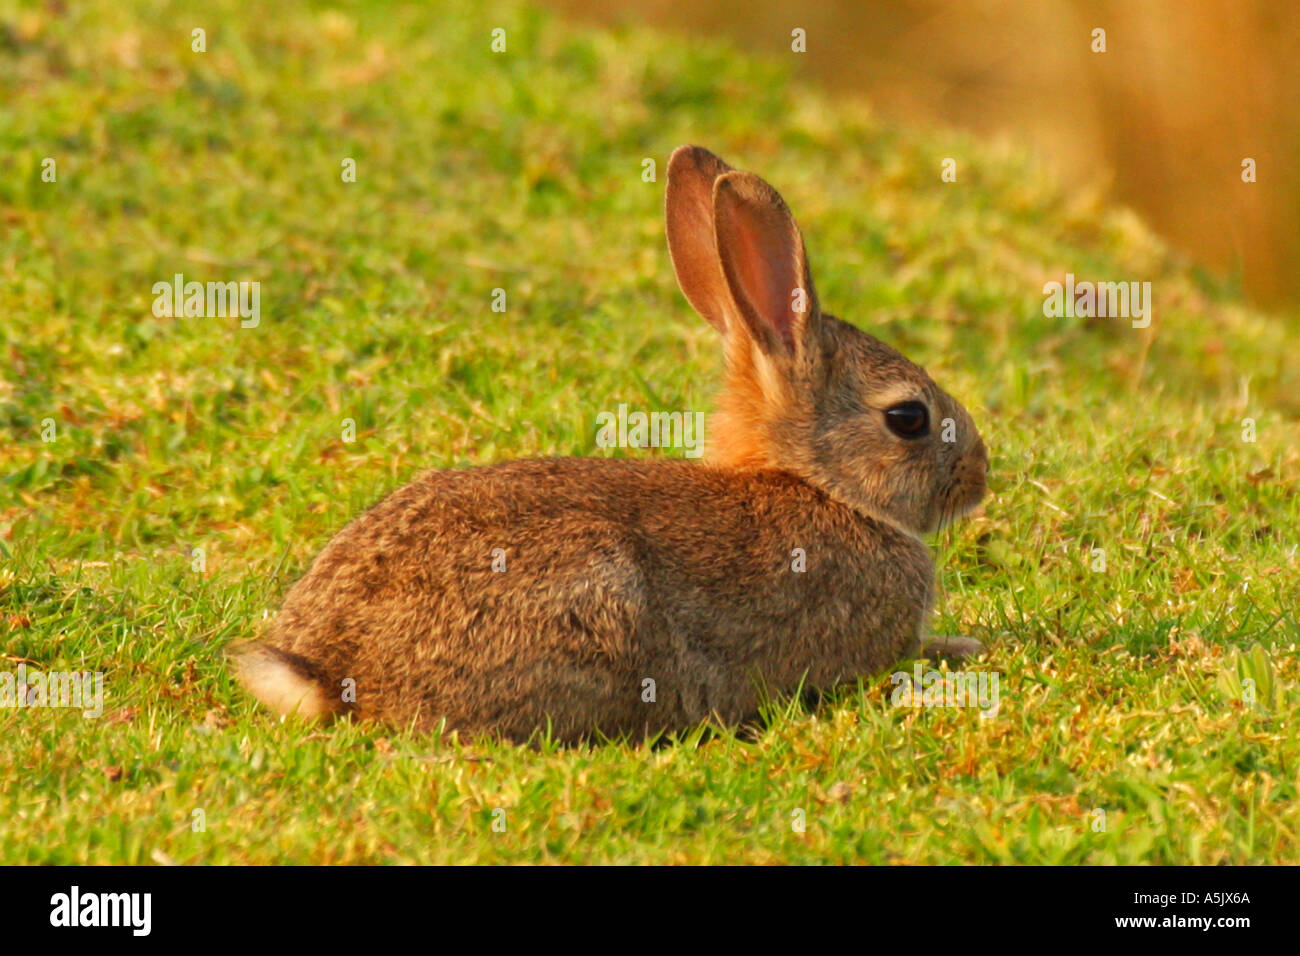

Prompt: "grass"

[1,0,1297,865]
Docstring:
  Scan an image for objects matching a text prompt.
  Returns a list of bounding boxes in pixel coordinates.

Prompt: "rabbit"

[230,145,989,744]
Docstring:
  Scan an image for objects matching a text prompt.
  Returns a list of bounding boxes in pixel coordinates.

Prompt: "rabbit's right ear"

[665,145,736,334]
[711,170,819,361]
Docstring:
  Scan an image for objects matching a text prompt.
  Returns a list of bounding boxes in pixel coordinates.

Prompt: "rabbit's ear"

[665,145,736,334]
[712,170,819,359]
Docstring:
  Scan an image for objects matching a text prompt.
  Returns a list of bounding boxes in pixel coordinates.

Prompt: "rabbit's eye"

[885,401,930,439]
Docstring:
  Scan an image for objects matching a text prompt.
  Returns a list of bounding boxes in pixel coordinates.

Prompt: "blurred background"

[551,0,1300,309]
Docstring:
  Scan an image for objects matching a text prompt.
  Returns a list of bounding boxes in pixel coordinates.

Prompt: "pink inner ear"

[731,215,798,353]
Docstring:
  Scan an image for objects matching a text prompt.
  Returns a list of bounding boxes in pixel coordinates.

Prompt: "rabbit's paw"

[917,634,985,662]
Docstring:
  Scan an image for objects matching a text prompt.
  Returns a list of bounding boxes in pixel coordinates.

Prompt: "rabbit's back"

[259,457,931,741]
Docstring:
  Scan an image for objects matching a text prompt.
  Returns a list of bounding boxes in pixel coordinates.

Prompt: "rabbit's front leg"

[915,634,985,662]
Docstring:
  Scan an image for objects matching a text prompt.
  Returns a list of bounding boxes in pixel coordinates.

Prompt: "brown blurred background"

[550,0,1300,308]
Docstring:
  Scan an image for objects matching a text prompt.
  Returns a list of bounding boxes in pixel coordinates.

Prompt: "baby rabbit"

[231,146,989,743]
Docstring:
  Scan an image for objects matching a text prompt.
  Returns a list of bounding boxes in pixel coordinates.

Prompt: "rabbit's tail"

[229,641,343,721]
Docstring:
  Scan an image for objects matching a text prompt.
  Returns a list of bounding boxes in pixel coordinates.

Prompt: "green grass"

[1,0,1297,865]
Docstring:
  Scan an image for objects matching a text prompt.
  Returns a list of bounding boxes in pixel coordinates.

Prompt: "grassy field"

[1,0,1297,864]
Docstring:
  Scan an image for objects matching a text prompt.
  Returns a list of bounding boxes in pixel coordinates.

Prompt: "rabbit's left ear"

[712,170,820,360]
[665,145,736,335]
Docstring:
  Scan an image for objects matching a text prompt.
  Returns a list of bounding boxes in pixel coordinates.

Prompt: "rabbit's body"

[257,456,931,742]
[233,146,989,742]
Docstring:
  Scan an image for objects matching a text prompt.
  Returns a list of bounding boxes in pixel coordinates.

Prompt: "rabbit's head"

[666,145,988,536]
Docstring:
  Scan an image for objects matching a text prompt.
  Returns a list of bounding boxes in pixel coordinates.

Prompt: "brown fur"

[231,146,989,744]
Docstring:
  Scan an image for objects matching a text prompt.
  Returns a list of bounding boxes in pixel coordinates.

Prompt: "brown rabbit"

[231,145,989,744]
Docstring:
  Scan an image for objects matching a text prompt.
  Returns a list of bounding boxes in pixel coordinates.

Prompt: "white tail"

[230,642,338,720]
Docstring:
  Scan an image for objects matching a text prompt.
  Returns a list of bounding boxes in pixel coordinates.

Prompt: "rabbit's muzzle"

[937,435,989,530]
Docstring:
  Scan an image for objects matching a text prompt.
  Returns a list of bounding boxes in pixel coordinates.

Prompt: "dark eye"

[885,401,930,439]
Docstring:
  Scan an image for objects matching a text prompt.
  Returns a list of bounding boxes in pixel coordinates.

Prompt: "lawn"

[1,0,1297,864]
